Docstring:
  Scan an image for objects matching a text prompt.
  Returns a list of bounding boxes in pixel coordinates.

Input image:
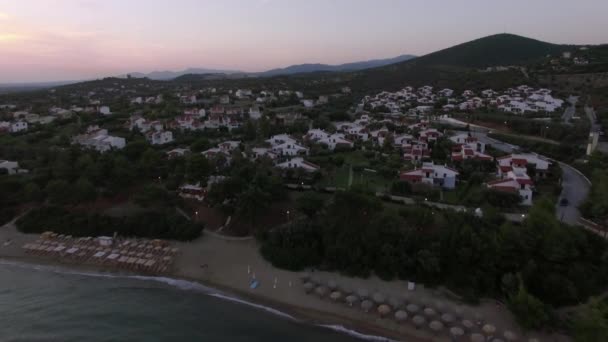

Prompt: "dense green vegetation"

[260,190,608,328]
[400,34,571,69]
[573,297,608,342]
[488,133,585,162]
[580,167,608,223]
[16,206,203,241]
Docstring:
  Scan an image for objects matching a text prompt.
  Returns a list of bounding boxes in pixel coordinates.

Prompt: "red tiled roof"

[512,158,528,165]
[516,178,534,185]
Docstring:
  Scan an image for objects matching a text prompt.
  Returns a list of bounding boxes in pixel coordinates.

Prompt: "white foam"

[318,325,397,342]
[0,260,396,341]
[208,292,296,321]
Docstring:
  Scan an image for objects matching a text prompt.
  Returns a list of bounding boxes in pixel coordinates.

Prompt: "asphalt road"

[562,96,578,123]
[556,162,590,225]
[470,130,590,225]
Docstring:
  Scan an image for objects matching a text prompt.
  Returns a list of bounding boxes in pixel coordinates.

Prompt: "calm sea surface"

[0,261,374,342]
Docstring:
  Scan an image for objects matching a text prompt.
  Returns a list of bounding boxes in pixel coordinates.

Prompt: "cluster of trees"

[260,190,608,329]
[16,206,203,241]
[488,133,584,163]
[206,158,286,234]
[580,168,608,224]
[469,113,589,144]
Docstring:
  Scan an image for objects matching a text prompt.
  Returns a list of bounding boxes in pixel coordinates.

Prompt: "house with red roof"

[419,128,443,142]
[486,170,534,206]
[496,153,551,178]
[403,142,431,163]
[399,162,459,189]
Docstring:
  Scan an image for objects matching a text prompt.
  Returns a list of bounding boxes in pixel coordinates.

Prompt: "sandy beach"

[0,221,566,342]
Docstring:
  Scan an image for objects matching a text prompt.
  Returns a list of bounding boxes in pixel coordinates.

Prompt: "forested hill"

[401,33,571,69]
[349,33,573,93]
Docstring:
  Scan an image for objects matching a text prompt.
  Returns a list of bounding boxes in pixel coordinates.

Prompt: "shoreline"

[0,255,421,342]
[0,223,547,342]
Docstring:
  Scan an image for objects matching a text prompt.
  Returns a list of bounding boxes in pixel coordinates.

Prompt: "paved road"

[562,96,578,123]
[449,124,591,225]
[556,162,591,225]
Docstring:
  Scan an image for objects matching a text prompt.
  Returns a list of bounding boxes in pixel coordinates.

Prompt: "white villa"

[73,126,126,153]
[400,162,459,189]
[276,158,320,173]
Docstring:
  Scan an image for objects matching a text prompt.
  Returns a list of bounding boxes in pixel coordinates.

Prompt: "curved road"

[473,131,590,225]
[439,118,591,225]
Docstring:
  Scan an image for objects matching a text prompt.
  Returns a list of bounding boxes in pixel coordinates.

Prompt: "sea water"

[0,261,390,342]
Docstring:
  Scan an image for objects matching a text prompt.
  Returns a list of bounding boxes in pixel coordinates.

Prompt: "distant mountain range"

[257,55,416,77]
[122,54,416,80]
[120,68,243,80]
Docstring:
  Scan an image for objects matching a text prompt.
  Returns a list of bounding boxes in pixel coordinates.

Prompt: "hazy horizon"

[1,0,607,83]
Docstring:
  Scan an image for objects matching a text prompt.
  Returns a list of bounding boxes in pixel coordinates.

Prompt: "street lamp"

[286,210,290,221]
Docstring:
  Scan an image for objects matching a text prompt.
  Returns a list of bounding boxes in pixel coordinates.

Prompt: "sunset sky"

[1,0,607,83]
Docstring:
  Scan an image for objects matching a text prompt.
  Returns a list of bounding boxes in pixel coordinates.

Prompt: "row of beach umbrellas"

[301,273,523,341]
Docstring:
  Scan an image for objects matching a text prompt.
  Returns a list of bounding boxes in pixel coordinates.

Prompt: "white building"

[487,170,534,206]
[249,107,262,120]
[267,134,298,147]
[73,126,126,153]
[317,133,354,151]
[496,154,551,178]
[99,106,112,115]
[10,121,28,133]
[399,162,459,189]
[0,160,20,175]
[276,158,320,173]
[147,130,174,145]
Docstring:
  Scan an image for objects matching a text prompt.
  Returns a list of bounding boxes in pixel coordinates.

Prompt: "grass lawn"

[318,164,394,192]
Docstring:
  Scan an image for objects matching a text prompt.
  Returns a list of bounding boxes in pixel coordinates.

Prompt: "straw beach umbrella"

[394,310,408,322]
[450,326,465,339]
[504,331,519,341]
[329,291,343,302]
[345,295,359,307]
[406,303,420,314]
[377,304,391,317]
[470,333,485,342]
[357,288,370,299]
[327,280,337,290]
[303,282,315,294]
[315,286,328,298]
[429,320,444,334]
[372,292,386,304]
[412,315,426,329]
[482,324,496,336]
[388,297,404,310]
[462,320,475,331]
[441,313,456,325]
[361,300,374,313]
[424,307,438,318]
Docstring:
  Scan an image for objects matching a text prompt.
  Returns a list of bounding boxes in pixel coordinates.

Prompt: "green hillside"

[350,33,573,92]
[408,33,570,68]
